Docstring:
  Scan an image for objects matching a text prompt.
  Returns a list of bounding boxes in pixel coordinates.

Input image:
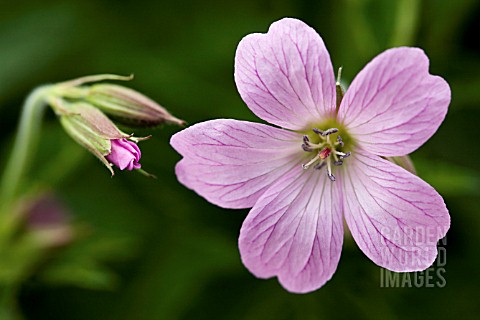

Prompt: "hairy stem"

[0,86,51,207]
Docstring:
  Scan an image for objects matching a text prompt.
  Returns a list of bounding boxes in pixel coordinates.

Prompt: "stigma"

[301,127,351,182]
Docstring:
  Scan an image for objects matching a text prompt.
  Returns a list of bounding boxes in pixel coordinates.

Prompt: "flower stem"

[0,86,51,208]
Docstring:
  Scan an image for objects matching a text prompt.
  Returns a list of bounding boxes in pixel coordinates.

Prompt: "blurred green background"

[1,0,479,319]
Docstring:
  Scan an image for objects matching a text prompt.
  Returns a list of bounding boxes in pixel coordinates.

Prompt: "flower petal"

[234,18,336,130]
[239,167,343,293]
[338,47,450,156]
[107,139,141,171]
[170,119,303,209]
[342,150,450,272]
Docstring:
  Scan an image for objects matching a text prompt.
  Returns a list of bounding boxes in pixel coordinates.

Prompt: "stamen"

[302,141,324,151]
[302,144,313,152]
[314,162,326,170]
[337,151,351,159]
[302,153,321,170]
[322,128,338,136]
[327,160,336,181]
[328,173,336,181]
[336,135,344,147]
[300,127,351,182]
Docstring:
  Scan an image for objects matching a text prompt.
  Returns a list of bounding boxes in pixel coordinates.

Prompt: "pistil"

[301,127,351,182]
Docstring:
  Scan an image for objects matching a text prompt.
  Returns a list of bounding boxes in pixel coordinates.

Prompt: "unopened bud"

[86,84,185,127]
[44,74,167,175]
[53,99,144,175]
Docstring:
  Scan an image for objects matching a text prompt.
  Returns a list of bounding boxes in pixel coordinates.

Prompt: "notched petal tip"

[338,46,451,157]
[234,17,336,130]
[239,169,343,293]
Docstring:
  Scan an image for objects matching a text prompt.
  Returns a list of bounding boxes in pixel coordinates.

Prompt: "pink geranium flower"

[170,18,450,293]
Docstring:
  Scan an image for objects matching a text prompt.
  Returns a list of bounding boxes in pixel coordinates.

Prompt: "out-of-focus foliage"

[0,0,479,319]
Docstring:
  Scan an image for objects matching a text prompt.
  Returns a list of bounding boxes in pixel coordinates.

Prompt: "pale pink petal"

[239,166,343,293]
[342,149,450,272]
[235,18,336,130]
[170,119,303,209]
[338,47,450,156]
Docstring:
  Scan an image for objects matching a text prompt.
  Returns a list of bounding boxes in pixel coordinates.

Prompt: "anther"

[326,159,336,181]
[302,144,313,152]
[336,135,344,147]
[322,128,338,136]
[301,127,350,181]
[314,162,326,170]
[338,151,351,159]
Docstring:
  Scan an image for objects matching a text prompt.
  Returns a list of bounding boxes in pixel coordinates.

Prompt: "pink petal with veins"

[171,119,303,209]
[235,18,336,130]
[239,165,344,293]
[338,47,450,157]
[342,150,449,271]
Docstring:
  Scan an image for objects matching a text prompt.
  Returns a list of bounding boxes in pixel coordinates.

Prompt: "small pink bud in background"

[25,193,74,248]
[28,195,69,228]
[106,138,141,171]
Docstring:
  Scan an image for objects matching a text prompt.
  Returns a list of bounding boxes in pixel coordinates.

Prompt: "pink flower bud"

[106,138,141,170]
[87,84,185,127]
[24,193,74,248]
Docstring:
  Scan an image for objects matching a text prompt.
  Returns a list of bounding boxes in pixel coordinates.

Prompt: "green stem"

[0,85,51,207]
[0,86,52,319]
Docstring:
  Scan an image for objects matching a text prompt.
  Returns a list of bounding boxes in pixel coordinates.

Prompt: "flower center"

[301,127,351,182]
